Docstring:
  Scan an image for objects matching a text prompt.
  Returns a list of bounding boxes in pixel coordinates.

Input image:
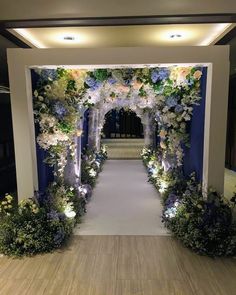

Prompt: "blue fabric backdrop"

[183,67,207,182]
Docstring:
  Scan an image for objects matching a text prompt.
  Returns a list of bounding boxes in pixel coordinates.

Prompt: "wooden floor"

[0,236,236,295]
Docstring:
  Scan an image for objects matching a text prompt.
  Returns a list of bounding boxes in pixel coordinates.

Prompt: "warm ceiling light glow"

[199,23,232,45]
[13,28,46,48]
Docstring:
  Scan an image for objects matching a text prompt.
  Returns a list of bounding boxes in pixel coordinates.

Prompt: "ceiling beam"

[0,13,236,29]
[0,29,30,48]
[216,26,236,44]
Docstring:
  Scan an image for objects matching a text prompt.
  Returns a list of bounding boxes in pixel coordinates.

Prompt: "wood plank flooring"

[0,236,236,295]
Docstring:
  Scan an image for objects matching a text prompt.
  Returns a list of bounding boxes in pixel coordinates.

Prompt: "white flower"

[34,90,38,97]
[44,85,51,91]
[89,168,97,177]
[38,96,44,101]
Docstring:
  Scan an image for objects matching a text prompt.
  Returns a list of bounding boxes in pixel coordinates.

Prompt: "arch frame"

[7,46,229,200]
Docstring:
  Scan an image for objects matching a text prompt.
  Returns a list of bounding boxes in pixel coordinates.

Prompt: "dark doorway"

[103,109,143,138]
[225,74,236,171]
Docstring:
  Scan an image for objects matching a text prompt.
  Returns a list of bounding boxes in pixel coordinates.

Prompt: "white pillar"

[88,108,97,149]
[142,111,154,147]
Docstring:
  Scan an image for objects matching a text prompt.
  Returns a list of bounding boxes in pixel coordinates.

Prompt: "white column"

[142,111,154,147]
[88,108,97,149]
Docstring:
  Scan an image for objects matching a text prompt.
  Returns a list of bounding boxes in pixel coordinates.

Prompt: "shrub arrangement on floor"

[141,147,236,257]
[0,147,107,257]
[81,145,108,188]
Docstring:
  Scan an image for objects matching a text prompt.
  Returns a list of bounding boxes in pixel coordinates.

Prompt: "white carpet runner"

[75,160,168,235]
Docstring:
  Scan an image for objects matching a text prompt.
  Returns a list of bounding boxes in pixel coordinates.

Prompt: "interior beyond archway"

[102,108,144,159]
[103,108,144,139]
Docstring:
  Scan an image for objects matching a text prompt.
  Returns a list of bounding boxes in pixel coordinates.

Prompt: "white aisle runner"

[75,160,168,235]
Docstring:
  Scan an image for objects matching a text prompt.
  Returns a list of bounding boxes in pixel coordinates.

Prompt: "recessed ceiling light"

[169,34,182,39]
[63,36,75,41]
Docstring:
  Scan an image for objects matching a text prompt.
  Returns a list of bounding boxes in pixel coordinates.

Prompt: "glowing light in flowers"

[64,205,76,218]
[159,181,169,193]
[78,185,88,195]
[89,168,97,177]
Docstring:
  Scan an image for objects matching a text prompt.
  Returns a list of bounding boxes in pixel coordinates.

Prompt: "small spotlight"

[63,36,75,41]
[169,34,182,39]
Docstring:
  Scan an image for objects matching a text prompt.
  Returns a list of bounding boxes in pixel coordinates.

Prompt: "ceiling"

[0,0,236,19]
[9,23,233,48]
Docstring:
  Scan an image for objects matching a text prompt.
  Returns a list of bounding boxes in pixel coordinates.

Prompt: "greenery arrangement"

[141,147,236,257]
[81,145,107,188]
[0,147,106,257]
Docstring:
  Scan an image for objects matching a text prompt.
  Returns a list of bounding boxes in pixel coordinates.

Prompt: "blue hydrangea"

[47,210,60,221]
[166,96,178,108]
[107,78,117,85]
[40,69,57,81]
[54,229,65,246]
[151,68,169,83]
[175,104,184,113]
[52,100,67,119]
[85,77,102,91]
[35,191,53,207]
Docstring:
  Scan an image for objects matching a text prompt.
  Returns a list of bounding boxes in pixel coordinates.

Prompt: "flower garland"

[33,68,92,180]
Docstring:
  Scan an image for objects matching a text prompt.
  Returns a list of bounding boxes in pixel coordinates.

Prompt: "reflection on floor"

[102,138,144,159]
[0,236,236,295]
[75,160,167,235]
[224,168,236,200]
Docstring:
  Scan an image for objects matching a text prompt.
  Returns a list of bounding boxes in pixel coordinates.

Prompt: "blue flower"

[108,78,117,85]
[85,77,102,91]
[151,69,169,83]
[47,210,60,221]
[40,69,57,81]
[52,100,67,119]
[35,191,53,207]
[175,104,183,113]
[166,96,178,108]
[54,229,65,246]
[151,71,159,83]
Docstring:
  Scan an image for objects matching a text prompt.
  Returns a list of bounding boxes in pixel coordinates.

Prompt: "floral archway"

[4,64,235,257]
[33,66,203,182]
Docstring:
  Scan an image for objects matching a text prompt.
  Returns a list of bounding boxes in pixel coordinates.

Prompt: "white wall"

[7,46,229,200]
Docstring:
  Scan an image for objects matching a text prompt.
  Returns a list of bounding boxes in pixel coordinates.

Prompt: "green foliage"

[93,69,109,81]
[142,148,236,257]
[81,146,107,188]
[162,176,236,257]
[57,121,74,134]
[0,197,74,257]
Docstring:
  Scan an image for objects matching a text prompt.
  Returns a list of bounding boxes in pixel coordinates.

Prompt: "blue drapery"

[183,67,207,182]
